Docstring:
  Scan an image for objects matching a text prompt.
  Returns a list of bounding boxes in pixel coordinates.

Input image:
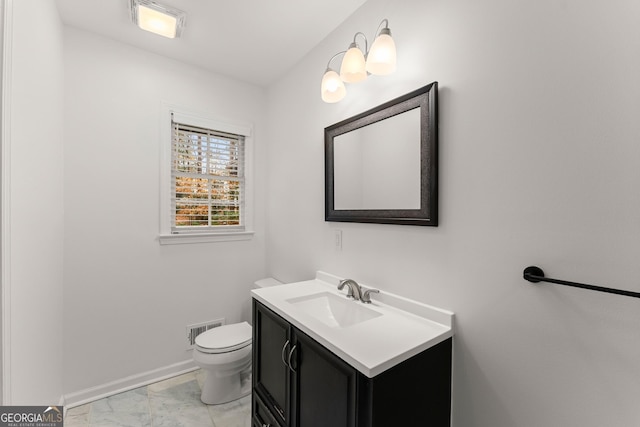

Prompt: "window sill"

[158,231,255,245]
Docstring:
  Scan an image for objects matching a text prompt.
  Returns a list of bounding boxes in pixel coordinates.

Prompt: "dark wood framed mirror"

[325,82,438,226]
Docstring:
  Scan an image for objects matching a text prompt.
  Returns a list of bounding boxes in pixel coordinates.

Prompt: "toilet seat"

[195,321,252,354]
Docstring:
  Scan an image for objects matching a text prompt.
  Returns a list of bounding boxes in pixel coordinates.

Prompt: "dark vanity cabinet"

[253,300,291,426]
[252,300,452,427]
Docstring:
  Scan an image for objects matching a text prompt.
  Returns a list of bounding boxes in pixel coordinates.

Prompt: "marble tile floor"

[65,369,251,427]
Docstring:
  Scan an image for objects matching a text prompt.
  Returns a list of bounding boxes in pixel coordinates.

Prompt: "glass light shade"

[340,44,367,83]
[366,31,397,75]
[131,0,186,39]
[137,5,178,38]
[321,70,346,103]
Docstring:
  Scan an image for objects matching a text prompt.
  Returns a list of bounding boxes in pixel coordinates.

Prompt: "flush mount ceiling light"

[321,19,397,103]
[130,0,186,39]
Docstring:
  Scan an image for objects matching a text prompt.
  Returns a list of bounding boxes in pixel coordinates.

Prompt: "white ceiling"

[55,0,367,87]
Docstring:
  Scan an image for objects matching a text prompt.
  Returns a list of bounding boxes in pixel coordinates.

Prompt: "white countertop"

[251,271,454,378]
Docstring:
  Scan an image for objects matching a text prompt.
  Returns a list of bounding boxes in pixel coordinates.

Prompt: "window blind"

[171,120,245,233]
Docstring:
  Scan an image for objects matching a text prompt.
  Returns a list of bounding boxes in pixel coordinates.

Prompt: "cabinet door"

[253,392,283,427]
[292,329,357,427]
[253,301,292,425]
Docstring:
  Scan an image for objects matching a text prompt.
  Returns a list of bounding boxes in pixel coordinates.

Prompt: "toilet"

[192,277,282,405]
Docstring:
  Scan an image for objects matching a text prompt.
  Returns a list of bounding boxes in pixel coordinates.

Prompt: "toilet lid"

[195,322,252,354]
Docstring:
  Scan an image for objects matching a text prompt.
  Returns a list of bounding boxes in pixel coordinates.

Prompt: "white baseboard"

[59,394,66,417]
[63,359,198,409]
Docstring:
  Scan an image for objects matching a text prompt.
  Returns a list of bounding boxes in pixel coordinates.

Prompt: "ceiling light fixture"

[321,19,397,103]
[130,0,186,39]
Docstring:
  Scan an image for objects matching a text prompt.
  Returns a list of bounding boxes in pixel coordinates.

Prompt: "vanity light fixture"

[130,0,186,39]
[321,19,397,103]
[340,37,368,83]
[321,52,348,103]
[366,23,397,75]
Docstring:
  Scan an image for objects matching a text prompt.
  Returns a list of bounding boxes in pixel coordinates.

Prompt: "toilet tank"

[254,277,283,289]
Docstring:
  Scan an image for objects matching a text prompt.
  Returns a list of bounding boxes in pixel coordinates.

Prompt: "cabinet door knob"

[281,340,290,367]
[287,344,297,373]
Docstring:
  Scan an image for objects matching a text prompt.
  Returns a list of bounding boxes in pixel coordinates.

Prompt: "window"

[160,105,253,244]
[172,123,244,231]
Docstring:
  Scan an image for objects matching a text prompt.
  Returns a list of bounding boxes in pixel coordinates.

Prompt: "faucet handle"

[361,289,379,304]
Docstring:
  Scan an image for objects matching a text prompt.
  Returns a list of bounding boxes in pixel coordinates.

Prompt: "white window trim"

[159,102,255,245]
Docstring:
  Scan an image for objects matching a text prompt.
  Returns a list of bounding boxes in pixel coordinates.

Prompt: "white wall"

[266,0,640,426]
[1,0,5,405]
[62,28,268,394]
[2,0,65,404]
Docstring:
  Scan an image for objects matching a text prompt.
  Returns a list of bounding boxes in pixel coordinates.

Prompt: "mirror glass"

[333,108,421,210]
[325,82,438,226]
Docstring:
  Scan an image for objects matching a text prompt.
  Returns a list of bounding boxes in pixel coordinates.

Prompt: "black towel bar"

[523,266,640,299]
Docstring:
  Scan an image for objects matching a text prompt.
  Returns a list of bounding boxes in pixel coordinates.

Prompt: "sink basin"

[286,292,382,328]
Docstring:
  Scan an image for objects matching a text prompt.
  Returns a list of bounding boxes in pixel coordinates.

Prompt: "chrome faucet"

[338,279,362,301]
